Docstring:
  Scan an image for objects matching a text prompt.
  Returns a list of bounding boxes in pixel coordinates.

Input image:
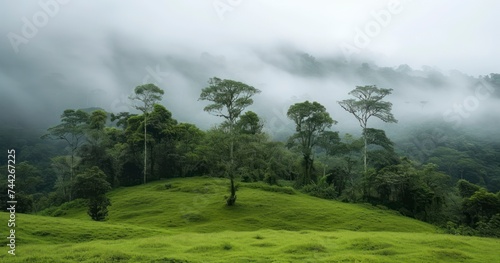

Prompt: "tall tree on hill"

[338,85,397,173]
[199,77,261,206]
[287,101,336,186]
[129,84,164,184]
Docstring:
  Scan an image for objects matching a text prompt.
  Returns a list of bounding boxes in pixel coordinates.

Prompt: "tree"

[457,179,483,198]
[198,77,261,206]
[73,166,112,221]
[235,111,263,135]
[463,189,500,226]
[173,123,205,177]
[42,109,89,200]
[338,85,397,173]
[110,112,136,129]
[287,101,336,186]
[80,110,113,181]
[129,84,164,184]
[147,104,177,180]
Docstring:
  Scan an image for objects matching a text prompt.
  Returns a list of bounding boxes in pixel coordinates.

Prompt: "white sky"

[1,0,499,132]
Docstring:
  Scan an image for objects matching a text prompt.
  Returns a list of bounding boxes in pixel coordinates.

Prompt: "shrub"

[87,195,111,221]
[244,182,295,195]
[301,184,337,199]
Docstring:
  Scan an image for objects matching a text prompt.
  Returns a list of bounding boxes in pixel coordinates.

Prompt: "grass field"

[1,176,499,262]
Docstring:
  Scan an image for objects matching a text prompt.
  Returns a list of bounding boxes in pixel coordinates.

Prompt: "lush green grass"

[1,176,499,262]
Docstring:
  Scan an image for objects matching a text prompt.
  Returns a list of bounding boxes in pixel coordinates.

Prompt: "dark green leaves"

[130,84,164,114]
[287,101,336,147]
[338,85,397,127]
[199,77,261,122]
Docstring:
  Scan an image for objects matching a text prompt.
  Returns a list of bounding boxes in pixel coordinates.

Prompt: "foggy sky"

[1,0,499,139]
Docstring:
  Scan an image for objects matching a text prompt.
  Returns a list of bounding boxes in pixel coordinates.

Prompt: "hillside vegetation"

[2,177,499,262]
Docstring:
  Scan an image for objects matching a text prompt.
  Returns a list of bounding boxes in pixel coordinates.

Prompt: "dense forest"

[2,74,500,238]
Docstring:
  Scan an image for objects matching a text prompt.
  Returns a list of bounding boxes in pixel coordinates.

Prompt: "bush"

[477,214,500,237]
[87,195,111,221]
[301,184,337,199]
[263,172,278,185]
[244,182,295,195]
[444,221,478,236]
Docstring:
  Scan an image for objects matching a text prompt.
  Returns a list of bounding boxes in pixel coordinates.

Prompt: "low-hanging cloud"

[1,0,499,140]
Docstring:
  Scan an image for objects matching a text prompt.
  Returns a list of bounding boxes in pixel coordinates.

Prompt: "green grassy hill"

[2,176,499,262]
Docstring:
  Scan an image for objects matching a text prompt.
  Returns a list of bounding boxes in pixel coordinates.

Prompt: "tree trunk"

[363,126,367,174]
[70,147,74,201]
[227,122,237,206]
[144,114,147,184]
[305,154,313,185]
[149,144,154,180]
[362,125,368,200]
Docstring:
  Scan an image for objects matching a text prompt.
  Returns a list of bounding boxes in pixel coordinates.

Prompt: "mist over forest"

[1,1,500,261]
[1,1,499,136]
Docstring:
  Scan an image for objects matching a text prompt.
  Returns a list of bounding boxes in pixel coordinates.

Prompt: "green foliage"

[244,182,296,195]
[338,85,397,173]
[199,77,261,205]
[73,166,111,198]
[42,109,90,201]
[199,77,261,122]
[73,166,112,221]
[457,179,483,198]
[463,189,500,225]
[129,83,165,185]
[129,84,164,114]
[87,195,111,221]
[287,100,336,185]
[235,110,263,135]
[362,159,451,223]
[301,183,337,199]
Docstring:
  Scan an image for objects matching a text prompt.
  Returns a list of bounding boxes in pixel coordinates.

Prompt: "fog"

[1,0,499,140]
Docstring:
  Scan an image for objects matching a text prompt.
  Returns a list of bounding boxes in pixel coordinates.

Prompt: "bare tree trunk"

[70,146,74,201]
[144,114,147,184]
[363,131,367,174]
[362,125,368,200]
[150,144,154,180]
[227,122,237,206]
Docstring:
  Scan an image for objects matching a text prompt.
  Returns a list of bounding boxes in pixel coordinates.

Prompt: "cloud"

[1,0,499,138]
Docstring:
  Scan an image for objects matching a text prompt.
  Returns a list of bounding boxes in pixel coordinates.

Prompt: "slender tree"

[198,77,260,206]
[287,101,335,185]
[338,85,397,173]
[129,84,164,184]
